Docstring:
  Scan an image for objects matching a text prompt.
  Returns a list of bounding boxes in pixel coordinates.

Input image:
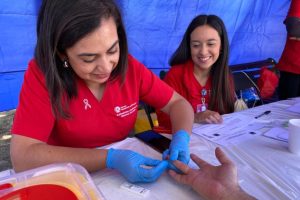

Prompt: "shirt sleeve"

[128,55,174,109]
[163,67,184,95]
[12,59,55,142]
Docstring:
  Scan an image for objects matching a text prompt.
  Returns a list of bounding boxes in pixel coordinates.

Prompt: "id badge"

[197,97,207,113]
[196,103,207,113]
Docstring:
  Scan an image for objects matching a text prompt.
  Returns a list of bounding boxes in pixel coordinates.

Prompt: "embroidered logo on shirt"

[83,98,92,110]
[114,106,121,113]
[114,102,138,117]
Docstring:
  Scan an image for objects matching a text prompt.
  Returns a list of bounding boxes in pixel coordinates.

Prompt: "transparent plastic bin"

[0,163,105,200]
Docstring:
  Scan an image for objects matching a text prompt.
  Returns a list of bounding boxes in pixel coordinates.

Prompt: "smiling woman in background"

[156,15,236,131]
[10,0,194,183]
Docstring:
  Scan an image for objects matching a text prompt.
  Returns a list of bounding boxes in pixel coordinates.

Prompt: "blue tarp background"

[0,0,290,111]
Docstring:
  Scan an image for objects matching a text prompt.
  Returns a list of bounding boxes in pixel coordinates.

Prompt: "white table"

[92,99,300,200]
[219,99,300,200]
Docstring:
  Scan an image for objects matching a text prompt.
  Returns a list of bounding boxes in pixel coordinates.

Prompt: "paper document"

[192,114,255,145]
[263,127,288,142]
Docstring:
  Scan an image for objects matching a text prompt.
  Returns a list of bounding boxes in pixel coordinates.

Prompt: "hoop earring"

[63,60,69,68]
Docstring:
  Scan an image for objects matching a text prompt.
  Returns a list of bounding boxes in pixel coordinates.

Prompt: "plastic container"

[0,163,105,200]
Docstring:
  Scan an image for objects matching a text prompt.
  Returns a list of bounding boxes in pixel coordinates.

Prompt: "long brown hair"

[35,0,128,118]
[169,15,235,114]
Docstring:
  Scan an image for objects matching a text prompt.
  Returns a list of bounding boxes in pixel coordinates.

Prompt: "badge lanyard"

[196,88,209,113]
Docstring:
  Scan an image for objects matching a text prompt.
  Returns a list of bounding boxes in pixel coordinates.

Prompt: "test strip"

[120,182,150,197]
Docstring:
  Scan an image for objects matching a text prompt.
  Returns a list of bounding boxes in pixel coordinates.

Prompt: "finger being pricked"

[168,160,191,184]
[170,160,190,174]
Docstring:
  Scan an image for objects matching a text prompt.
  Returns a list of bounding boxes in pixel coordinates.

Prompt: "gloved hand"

[163,130,190,170]
[106,148,168,183]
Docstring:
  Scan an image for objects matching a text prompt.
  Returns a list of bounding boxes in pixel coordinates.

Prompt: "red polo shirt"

[12,55,173,148]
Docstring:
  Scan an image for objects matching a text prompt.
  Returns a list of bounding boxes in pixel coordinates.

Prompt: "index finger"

[190,153,212,168]
[171,160,190,174]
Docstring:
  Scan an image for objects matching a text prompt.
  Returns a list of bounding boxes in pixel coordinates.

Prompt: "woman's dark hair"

[35,0,128,118]
[169,15,235,114]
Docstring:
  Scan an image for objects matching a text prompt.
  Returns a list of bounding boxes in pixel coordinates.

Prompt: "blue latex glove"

[163,129,190,165]
[162,149,182,173]
[106,148,168,183]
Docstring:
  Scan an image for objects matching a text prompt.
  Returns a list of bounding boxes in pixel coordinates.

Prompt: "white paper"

[192,114,255,145]
[263,127,288,142]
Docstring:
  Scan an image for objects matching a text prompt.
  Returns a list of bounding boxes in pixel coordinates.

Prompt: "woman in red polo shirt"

[10,0,194,183]
[157,15,236,131]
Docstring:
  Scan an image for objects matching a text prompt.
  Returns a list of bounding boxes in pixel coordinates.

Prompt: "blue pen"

[255,110,271,119]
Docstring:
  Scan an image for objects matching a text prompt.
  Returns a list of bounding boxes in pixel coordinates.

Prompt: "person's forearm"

[11,142,108,173]
[169,98,194,133]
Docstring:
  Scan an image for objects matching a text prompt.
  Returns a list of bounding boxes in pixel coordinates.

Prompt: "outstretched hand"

[168,147,254,200]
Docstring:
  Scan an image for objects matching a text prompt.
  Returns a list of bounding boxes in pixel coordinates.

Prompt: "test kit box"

[0,163,105,200]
